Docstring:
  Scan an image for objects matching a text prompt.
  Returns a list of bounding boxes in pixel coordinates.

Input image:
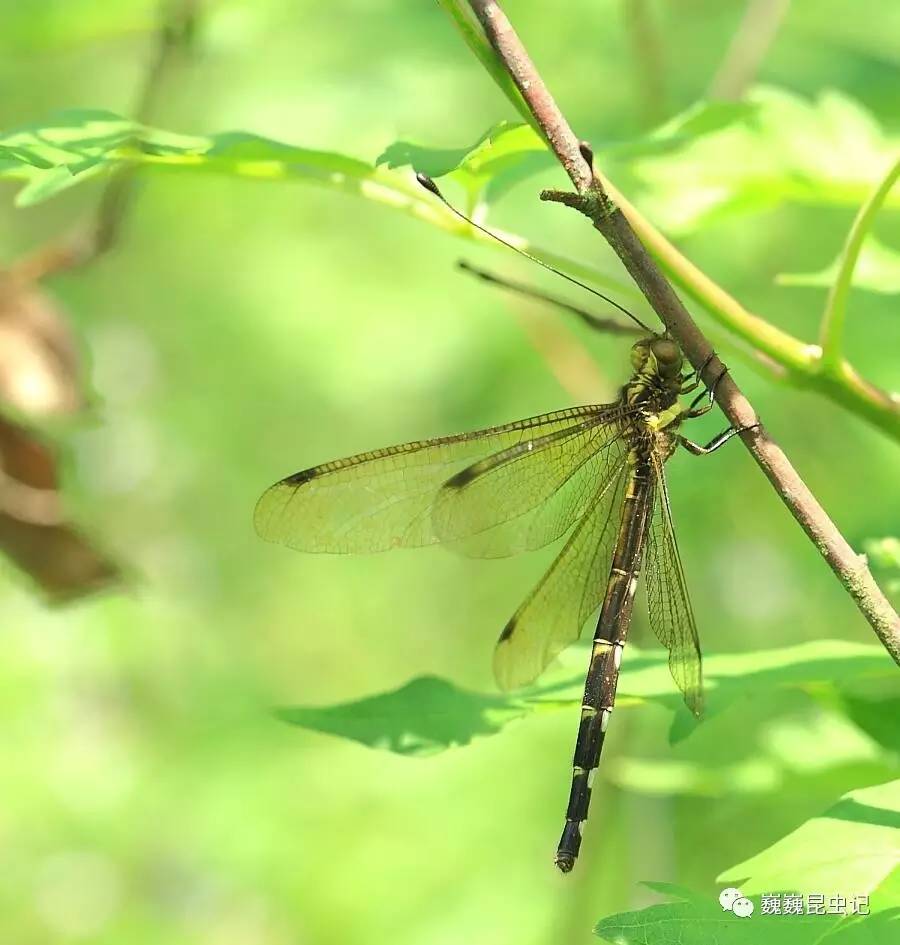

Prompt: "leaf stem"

[818,155,900,372]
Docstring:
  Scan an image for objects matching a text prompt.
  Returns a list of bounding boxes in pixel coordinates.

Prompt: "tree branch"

[465,0,900,663]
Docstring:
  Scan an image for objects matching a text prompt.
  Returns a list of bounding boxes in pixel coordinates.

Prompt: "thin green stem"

[437,0,536,129]
[818,155,900,372]
[604,180,812,372]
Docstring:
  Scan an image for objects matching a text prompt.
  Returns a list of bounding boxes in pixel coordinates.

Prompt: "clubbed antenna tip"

[415,172,442,198]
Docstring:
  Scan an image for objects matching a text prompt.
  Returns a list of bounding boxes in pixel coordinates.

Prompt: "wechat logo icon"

[720,887,754,918]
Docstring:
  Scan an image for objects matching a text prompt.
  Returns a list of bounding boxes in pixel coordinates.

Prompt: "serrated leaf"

[718,780,900,907]
[277,642,895,757]
[276,674,547,756]
[777,236,900,294]
[631,87,900,233]
[376,102,755,209]
[0,109,196,175]
[377,121,553,207]
[0,109,396,205]
[603,100,759,161]
[375,122,524,177]
[0,109,634,299]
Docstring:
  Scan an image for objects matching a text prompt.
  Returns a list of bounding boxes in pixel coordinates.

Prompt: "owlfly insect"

[254,175,748,872]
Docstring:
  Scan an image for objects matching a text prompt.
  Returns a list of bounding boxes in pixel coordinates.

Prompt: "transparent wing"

[492,457,630,690]
[254,405,624,555]
[644,456,704,716]
[432,413,628,558]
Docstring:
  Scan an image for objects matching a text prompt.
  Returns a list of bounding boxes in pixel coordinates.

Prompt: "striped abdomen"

[555,456,653,873]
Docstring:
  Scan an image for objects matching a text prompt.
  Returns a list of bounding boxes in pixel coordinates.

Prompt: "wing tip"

[253,468,318,541]
[492,623,517,691]
[492,617,542,692]
[497,617,516,644]
[252,491,278,541]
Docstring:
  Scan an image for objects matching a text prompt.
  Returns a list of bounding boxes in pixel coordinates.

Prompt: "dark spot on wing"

[497,618,516,643]
[445,463,480,489]
[284,468,317,486]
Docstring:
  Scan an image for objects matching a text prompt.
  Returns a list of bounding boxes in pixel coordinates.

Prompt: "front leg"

[685,365,729,419]
[679,353,716,395]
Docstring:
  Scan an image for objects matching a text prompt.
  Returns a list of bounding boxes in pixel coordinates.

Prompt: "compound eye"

[651,339,682,377]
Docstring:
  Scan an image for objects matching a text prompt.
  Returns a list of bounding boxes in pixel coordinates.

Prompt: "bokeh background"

[0,1,898,943]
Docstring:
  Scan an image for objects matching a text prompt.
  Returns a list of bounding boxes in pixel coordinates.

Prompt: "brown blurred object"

[0,269,84,416]
[0,1,200,602]
[0,273,120,601]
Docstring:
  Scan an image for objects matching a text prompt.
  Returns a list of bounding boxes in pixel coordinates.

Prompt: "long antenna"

[415,172,654,334]
[457,260,642,336]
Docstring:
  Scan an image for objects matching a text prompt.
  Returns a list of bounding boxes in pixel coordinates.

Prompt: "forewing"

[644,457,704,715]
[254,406,615,554]
[492,457,630,690]
[432,411,627,558]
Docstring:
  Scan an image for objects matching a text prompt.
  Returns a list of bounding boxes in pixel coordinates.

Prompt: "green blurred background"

[0,1,898,942]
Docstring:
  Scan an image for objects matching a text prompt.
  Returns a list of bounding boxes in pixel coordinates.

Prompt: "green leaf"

[663,639,894,742]
[0,108,397,202]
[376,121,536,177]
[377,120,553,208]
[630,87,900,233]
[375,102,755,209]
[0,109,633,299]
[595,782,900,943]
[15,161,108,207]
[0,109,201,174]
[593,885,840,945]
[602,100,759,161]
[828,910,900,945]
[611,707,891,799]
[841,694,900,754]
[777,236,900,294]
[277,641,895,756]
[276,674,560,757]
[594,888,898,944]
[718,780,900,908]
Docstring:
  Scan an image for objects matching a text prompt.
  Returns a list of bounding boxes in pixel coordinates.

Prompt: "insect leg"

[679,423,759,455]
[685,364,729,418]
[680,353,716,394]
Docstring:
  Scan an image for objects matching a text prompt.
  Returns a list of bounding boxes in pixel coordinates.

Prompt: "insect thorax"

[621,368,685,463]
